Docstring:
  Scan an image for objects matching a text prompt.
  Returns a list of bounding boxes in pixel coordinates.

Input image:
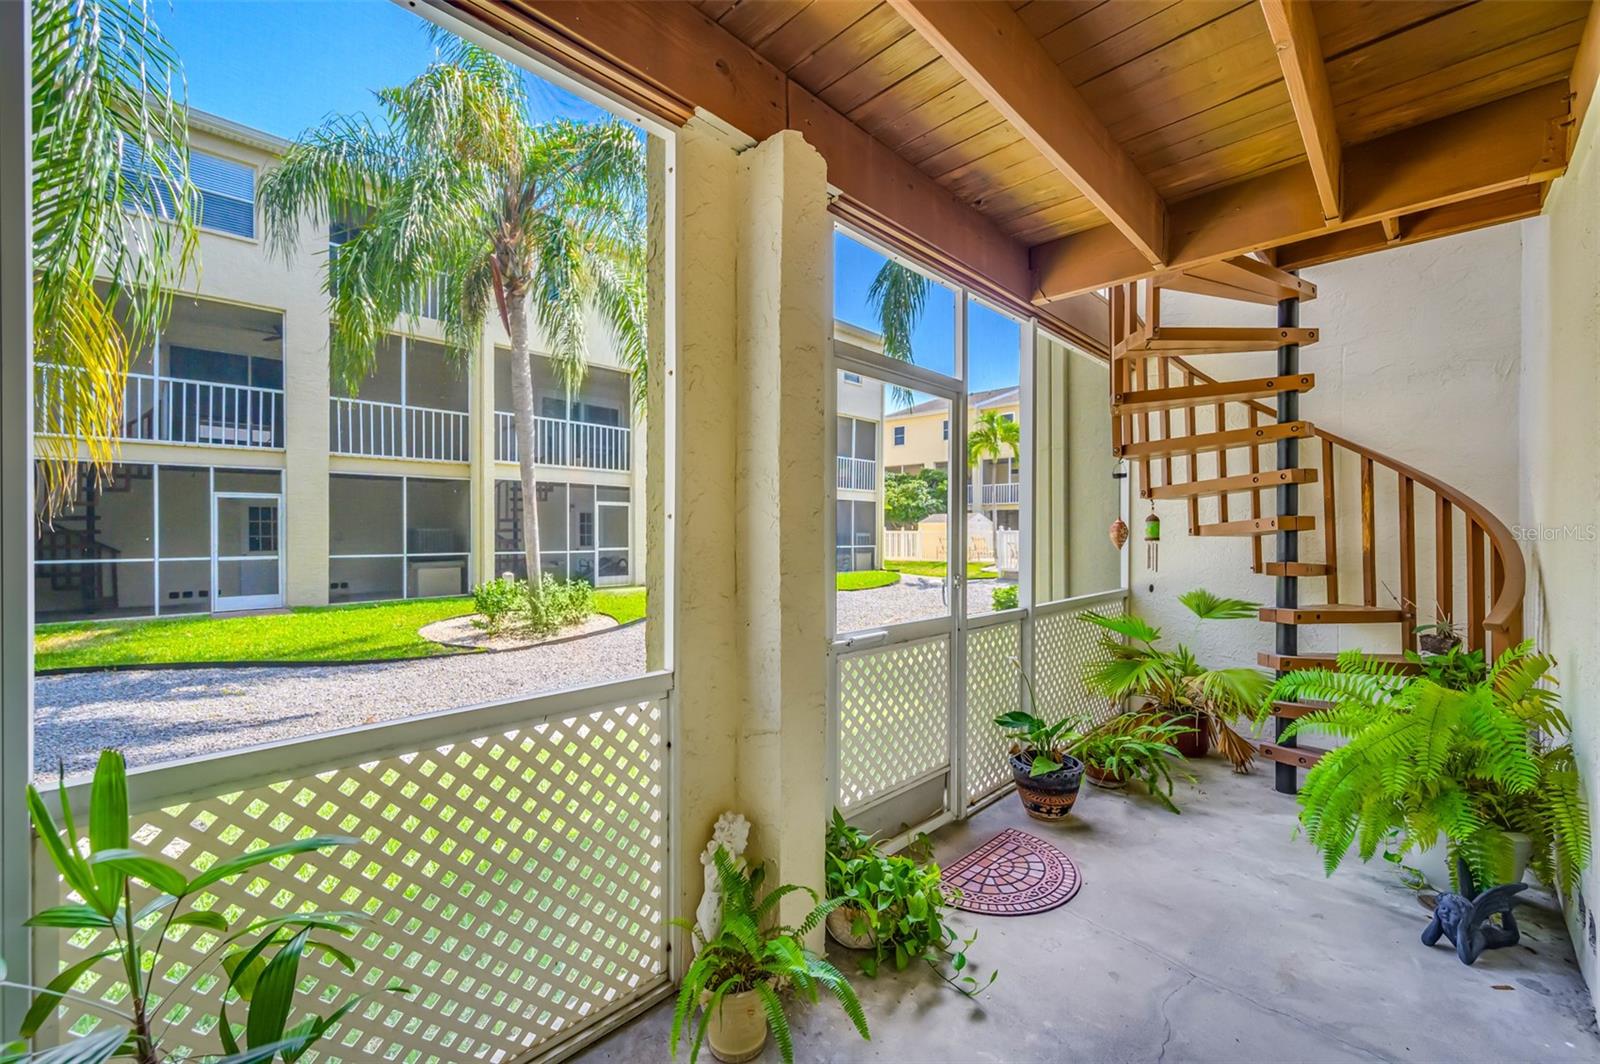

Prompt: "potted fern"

[1259,642,1592,894]
[671,848,869,1064]
[1081,589,1271,771]
[1077,713,1192,812]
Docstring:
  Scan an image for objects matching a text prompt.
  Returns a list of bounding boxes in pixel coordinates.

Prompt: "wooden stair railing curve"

[1108,257,1526,790]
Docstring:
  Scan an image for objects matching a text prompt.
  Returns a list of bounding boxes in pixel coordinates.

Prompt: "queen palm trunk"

[505,294,544,579]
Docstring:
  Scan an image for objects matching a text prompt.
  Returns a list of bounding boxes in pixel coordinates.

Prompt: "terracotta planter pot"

[1161,710,1210,759]
[826,904,876,950]
[703,987,768,1064]
[1009,751,1084,821]
[1083,762,1127,789]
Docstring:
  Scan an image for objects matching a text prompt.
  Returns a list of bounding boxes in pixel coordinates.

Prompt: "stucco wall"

[1130,224,1525,670]
[1521,107,1600,1001]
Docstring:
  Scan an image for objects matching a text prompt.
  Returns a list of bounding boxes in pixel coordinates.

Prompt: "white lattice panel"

[1033,601,1122,727]
[964,620,1022,805]
[33,695,669,1063]
[835,636,950,810]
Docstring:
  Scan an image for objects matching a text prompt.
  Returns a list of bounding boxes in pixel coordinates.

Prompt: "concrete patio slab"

[580,758,1598,1063]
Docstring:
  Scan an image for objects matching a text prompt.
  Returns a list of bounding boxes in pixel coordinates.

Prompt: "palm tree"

[31,0,199,516]
[259,32,645,588]
[865,259,929,412]
[968,408,1019,567]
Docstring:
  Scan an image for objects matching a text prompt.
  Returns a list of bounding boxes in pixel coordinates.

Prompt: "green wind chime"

[1144,504,1161,572]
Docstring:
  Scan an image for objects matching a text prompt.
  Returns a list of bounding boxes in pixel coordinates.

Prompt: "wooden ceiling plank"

[1259,0,1342,220]
[1125,83,1290,164]
[1313,1,1475,60]
[715,0,812,47]
[1014,0,1103,43]
[785,3,909,93]
[1037,0,1184,67]
[921,124,1027,181]
[757,0,877,72]
[889,0,1169,265]
[1032,81,1571,299]
[1275,184,1546,269]
[846,56,964,126]
[1145,124,1305,200]
[817,33,940,115]
[1060,1,1249,85]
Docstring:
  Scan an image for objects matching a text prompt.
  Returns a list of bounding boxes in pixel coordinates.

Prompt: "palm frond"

[1178,588,1259,620]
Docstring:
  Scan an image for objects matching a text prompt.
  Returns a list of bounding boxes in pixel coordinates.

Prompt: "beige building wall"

[1520,109,1600,1008]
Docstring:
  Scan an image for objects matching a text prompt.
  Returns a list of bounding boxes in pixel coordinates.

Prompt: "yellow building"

[885,386,1021,530]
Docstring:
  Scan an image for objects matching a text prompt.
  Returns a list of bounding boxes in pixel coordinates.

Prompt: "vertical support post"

[1274,284,1301,795]
[0,0,32,1033]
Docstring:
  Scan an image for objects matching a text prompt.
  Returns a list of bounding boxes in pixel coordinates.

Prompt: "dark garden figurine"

[1421,857,1530,966]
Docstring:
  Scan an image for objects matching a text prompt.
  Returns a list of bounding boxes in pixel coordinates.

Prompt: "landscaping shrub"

[521,574,594,636]
[472,576,523,633]
[991,584,1018,611]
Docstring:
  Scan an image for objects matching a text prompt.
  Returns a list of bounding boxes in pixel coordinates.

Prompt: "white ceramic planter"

[1409,832,1533,890]
[704,987,768,1064]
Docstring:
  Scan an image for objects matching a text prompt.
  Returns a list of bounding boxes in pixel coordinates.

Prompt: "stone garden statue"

[1421,857,1529,966]
[696,811,751,939]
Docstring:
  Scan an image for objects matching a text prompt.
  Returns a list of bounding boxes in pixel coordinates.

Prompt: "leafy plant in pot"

[1258,642,1591,894]
[1081,589,1271,771]
[671,847,869,1064]
[823,812,995,996]
[1076,713,1193,813]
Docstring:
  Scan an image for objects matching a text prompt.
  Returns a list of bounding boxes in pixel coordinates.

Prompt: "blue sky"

[164,0,1020,395]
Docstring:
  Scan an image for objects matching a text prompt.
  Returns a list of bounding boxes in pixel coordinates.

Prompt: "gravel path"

[835,575,1014,632]
[38,578,1011,778]
[34,623,646,778]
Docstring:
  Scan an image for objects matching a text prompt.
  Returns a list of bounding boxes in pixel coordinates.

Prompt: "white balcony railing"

[330,396,469,463]
[836,455,876,492]
[966,481,1021,506]
[495,411,631,471]
[34,364,284,449]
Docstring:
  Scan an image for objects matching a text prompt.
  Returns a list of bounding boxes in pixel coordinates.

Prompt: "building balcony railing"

[836,455,876,492]
[330,396,469,463]
[494,412,631,472]
[35,364,284,449]
[967,481,1020,506]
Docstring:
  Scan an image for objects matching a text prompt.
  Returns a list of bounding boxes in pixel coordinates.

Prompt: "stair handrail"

[1165,355,1525,653]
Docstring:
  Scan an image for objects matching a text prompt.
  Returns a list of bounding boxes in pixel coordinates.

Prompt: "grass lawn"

[36,586,649,671]
[886,559,997,579]
[836,570,900,591]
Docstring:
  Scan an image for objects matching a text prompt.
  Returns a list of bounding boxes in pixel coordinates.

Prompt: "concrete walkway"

[581,758,1599,1063]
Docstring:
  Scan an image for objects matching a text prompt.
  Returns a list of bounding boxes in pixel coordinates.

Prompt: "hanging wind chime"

[1144,504,1162,572]
[1109,460,1130,551]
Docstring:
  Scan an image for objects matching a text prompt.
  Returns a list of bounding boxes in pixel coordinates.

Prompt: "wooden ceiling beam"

[1258,0,1341,221]
[458,1,1107,349]
[1572,0,1600,153]
[888,0,1168,267]
[1272,184,1547,270]
[1033,82,1570,301]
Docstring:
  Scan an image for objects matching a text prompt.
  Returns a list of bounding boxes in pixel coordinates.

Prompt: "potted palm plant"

[1259,642,1591,895]
[1081,589,1271,771]
[671,848,869,1064]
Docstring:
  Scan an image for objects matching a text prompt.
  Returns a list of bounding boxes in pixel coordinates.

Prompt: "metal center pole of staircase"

[1274,283,1301,795]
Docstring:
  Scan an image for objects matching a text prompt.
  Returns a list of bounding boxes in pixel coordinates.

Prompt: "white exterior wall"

[1130,225,1525,669]
[1521,107,1600,1002]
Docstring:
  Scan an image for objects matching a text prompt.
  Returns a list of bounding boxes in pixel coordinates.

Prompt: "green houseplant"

[1259,642,1591,894]
[1081,589,1271,771]
[823,812,994,995]
[2,751,410,1064]
[1075,713,1193,812]
[671,848,868,1064]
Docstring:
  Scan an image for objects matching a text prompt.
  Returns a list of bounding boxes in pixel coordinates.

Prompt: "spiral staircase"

[1108,255,1525,794]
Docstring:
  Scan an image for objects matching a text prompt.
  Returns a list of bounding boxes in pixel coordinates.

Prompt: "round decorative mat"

[942,828,1081,916]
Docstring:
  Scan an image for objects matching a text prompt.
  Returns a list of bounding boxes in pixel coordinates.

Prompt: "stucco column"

[733,130,830,933]
[662,120,744,936]
[283,217,330,607]
[470,337,497,583]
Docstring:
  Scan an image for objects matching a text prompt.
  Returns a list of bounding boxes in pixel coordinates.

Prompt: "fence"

[32,675,673,1063]
[330,397,471,463]
[35,365,284,449]
[495,413,632,472]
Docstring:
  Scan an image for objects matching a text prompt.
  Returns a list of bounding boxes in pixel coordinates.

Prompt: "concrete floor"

[580,758,1598,1063]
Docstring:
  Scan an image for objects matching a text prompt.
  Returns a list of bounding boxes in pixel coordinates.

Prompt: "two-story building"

[32,109,646,623]
[884,385,1020,530]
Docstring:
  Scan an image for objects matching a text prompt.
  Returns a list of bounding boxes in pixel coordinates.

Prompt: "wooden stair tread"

[1155,256,1318,305]
[1261,561,1332,577]
[1258,605,1410,625]
[1258,652,1420,673]
[1120,420,1312,459]
[1114,374,1314,415]
[1144,467,1316,500]
[1119,326,1319,357]
[1257,741,1328,769]
[1270,701,1330,720]
[1196,515,1314,537]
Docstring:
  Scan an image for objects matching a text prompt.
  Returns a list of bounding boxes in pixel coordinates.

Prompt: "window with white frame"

[124,144,257,238]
